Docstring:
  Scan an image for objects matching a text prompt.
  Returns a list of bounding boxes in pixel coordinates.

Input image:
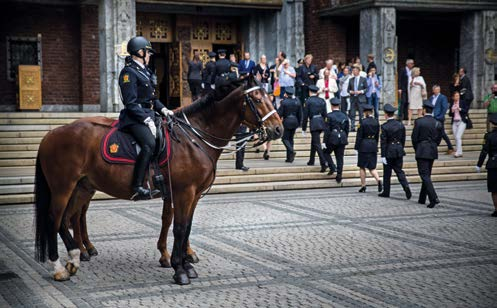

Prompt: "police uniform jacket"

[477,129,497,169]
[302,96,327,132]
[278,97,303,130]
[354,116,379,153]
[411,115,443,160]
[324,110,349,147]
[296,64,318,87]
[380,118,406,159]
[215,58,231,77]
[118,61,165,129]
[202,61,216,85]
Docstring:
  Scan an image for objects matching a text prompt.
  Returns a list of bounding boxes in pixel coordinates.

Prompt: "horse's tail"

[34,154,51,262]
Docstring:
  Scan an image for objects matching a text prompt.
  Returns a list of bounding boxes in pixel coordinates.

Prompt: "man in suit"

[323,98,350,183]
[412,101,443,208]
[348,65,368,131]
[238,52,255,77]
[302,85,328,172]
[458,67,474,106]
[277,87,302,162]
[378,104,411,199]
[202,51,217,94]
[398,59,414,121]
[430,85,454,155]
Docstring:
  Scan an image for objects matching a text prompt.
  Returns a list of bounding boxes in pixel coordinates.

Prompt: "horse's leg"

[170,188,196,285]
[58,220,81,276]
[182,213,198,279]
[81,199,98,257]
[157,199,173,268]
[185,239,199,264]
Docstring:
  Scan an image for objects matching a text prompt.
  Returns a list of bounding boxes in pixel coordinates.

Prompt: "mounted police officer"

[378,104,411,199]
[277,87,302,162]
[412,100,443,208]
[302,85,328,172]
[202,51,217,94]
[323,98,349,183]
[476,113,497,217]
[118,36,174,200]
[354,104,382,193]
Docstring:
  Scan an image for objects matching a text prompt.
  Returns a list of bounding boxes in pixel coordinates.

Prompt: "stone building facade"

[0,0,305,112]
[305,0,497,108]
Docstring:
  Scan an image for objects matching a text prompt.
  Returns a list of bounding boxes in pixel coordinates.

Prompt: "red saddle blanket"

[101,120,171,166]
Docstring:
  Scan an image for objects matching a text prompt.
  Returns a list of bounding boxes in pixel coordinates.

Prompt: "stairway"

[0,110,488,204]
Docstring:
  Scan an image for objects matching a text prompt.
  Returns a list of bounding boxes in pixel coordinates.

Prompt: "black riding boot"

[132,147,159,200]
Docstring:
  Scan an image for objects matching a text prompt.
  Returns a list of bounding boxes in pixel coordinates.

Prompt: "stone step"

[0,131,47,138]
[0,172,486,204]
[0,112,120,119]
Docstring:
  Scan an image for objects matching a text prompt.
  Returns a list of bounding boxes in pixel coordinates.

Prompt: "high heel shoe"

[358,186,366,193]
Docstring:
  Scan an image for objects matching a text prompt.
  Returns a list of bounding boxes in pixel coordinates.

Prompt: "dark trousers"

[340,96,349,113]
[382,157,409,196]
[128,123,156,187]
[299,85,309,106]
[282,128,296,159]
[349,97,365,130]
[324,145,345,174]
[308,130,326,166]
[439,120,454,150]
[188,79,202,101]
[235,125,247,169]
[399,90,408,121]
[416,159,438,203]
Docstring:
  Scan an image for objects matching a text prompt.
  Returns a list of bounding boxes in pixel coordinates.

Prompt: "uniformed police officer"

[215,49,231,80]
[412,100,443,208]
[378,104,411,199]
[476,113,497,217]
[118,36,174,200]
[302,85,328,172]
[202,51,217,94]
[355,105,382,193]
[277,87,302,162]
[323,98,350,183]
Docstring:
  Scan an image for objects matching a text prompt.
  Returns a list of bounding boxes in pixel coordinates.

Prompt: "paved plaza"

[0,181,496,307]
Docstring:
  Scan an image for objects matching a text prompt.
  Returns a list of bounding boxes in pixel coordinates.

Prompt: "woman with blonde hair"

[408,67,426,126]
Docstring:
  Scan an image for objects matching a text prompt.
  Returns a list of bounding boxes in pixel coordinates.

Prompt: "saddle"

[100,120,171,166]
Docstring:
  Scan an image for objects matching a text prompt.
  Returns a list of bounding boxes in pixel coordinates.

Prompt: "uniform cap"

[331,98,341,106]
[363,104,373,111]
[308,85,319,93]
[208,51,217,58]
[217,49,227,54]
[284,87,295,95]
[422,100,434,110]
[383,103,396,114]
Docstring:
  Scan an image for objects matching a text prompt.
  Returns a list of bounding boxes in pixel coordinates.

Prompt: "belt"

[366,136,376,139]
[390,141,401,144]
[139,102,153,109]
[312,115,322,118]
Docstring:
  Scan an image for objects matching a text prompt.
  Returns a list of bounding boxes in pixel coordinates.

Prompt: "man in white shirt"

[339,67,351,113]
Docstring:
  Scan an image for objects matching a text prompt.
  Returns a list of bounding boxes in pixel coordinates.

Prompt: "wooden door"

[18,65,42,110]
[168,42,182,107]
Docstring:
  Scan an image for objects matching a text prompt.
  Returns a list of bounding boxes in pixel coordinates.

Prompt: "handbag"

[273,81,281,97]
[465,114,473,129]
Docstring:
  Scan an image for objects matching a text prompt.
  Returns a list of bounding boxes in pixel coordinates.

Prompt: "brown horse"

[34,76,283,285]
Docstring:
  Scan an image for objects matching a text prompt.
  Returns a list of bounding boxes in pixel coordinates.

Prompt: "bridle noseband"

[242,85,277,128]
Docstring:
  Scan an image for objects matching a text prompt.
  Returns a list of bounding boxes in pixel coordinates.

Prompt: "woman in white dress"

[408,67,426,126]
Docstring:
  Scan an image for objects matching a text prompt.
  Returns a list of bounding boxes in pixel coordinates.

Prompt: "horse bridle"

[241,85,277,144]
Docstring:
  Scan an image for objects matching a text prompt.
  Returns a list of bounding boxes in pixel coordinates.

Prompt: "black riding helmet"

[127,36,156,58]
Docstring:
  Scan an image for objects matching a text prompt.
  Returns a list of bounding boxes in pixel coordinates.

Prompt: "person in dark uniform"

[302,85,328,172]
[378,104,412,199]
[355,105,382,193]
[296,55,318,106]
[476,113,497,216]
[323,98,350,183]
[202,51,217,94]
[412,100,443,208]
[277,87,302,163]
[215,49,231,80]
[118,36,174,200]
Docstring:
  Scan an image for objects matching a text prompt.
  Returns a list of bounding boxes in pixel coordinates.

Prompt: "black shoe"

[263,150,269,160]
[434,198,440,204]
[427,202,436,208]
[327,169,335,176]
[288,152,296,163]
[320,165,327,173]
[377,180,383,192]
[132,186,155,201]
[255,148,261,153]
[359,186,366,193]
[491,211,497,217]
[236,166,250,171]
[404,186,412,200]
[336,174,342,184]
[307,161,315,166]
[378,192,389,198]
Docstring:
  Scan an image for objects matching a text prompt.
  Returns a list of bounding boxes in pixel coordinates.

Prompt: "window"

[6,34,42,81]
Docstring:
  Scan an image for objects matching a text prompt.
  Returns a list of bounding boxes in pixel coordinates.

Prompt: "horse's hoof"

[65,262,78,276]
[54,269,70,281]
[80,251,91,262]
[184,264,198,279]
[173,272,190,285]
[159,257,171,268]
[87,246,98,256]
[186,253,199,264]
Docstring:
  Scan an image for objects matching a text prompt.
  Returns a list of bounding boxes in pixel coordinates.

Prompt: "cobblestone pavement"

[0,181,496,307]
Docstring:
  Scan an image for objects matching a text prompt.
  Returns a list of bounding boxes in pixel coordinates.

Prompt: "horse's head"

[239,75,283,140]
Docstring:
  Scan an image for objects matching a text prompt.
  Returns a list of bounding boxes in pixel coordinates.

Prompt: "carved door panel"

[191,42,212,66]
[168,42,182,104]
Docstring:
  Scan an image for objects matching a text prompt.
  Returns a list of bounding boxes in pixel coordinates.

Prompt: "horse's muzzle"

[266,124,283,140]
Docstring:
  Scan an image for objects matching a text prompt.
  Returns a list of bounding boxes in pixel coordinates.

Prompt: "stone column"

[460,10,497,107]
[360,7,397,106]
[99,0,136,112]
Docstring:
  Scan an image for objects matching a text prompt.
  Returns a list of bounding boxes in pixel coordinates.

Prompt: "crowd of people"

[186,50,497,216]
